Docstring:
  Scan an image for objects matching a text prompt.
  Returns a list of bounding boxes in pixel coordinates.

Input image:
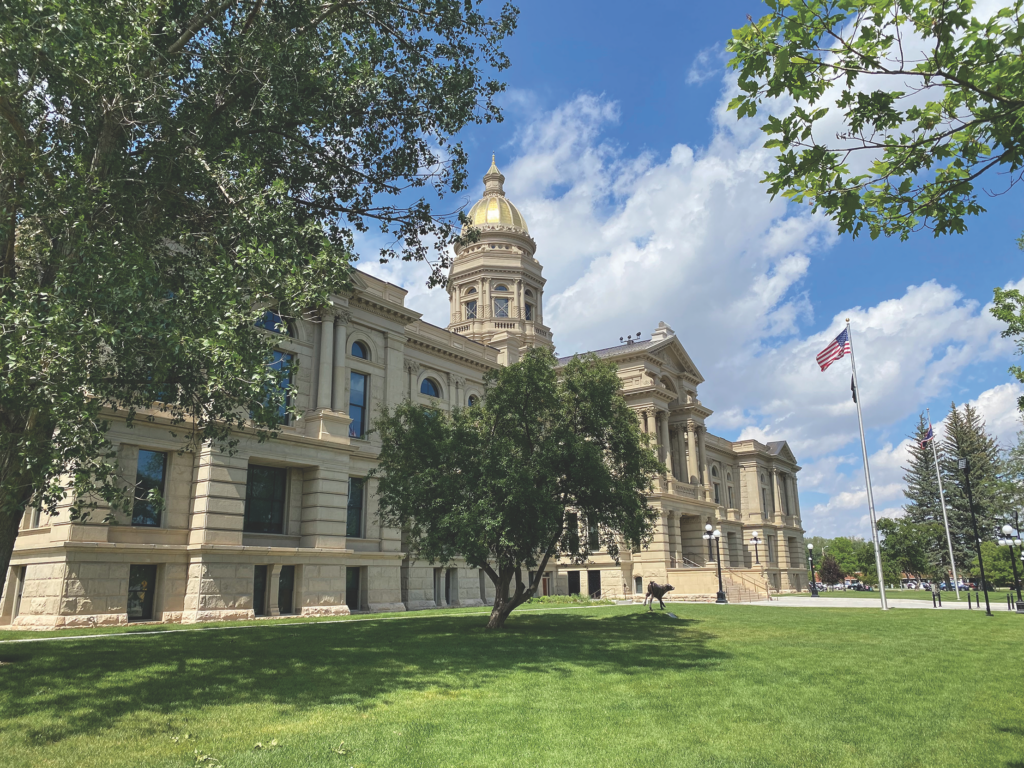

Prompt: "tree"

[968,541,1015,588]
[939,402,1006,570]
[877,516,941,581]
[902,413,956,576]
[0,1,517,582]
[727,1,1024,410]
[372,348,663,629]
[829,535,869,576]
[819,552,844,586]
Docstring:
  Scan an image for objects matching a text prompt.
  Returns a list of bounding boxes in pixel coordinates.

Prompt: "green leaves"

[727,0,1024,240]
[372,348,661,626]
[0,0,518,573]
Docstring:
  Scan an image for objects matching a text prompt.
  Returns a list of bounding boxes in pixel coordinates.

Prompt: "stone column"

[331,310,350,412]
[772,468,783,521]
[673,426,687,482]
[697,426,710,500]
[658,413,674,479]
[316,309,335,411]
[685,424,698,484]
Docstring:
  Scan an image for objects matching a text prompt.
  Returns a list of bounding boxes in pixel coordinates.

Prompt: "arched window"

[465,287,477,294]
[494,284,509,291]
[525,289,534,297]
[711,465,718,477]
[420,378,441,398]
[256,309,293,336]
[468,394,479,407]
[351,341,369,360]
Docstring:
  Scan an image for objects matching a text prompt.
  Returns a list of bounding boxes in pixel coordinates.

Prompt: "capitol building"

[1,160,808,629]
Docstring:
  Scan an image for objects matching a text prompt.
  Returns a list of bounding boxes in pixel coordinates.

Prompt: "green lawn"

[1,604,1021,768]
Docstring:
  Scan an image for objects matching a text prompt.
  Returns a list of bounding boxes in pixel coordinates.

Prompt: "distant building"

[1,160,807,629]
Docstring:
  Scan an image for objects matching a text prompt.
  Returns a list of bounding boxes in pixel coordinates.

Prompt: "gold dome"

[462,156,528,233]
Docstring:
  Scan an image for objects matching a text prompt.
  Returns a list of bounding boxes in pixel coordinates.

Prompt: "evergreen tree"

[939,403,1006,571]
[902,412,954,577]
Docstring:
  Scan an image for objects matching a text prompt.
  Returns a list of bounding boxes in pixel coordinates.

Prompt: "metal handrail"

[722,567,774,601]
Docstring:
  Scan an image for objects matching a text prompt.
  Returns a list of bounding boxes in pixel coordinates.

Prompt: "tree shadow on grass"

[0,608,726,745]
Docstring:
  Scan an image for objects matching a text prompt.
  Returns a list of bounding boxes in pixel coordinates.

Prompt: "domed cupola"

[447,157,553,361]
[463,156,529,233]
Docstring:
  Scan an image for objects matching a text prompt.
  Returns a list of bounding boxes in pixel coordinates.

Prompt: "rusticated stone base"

[368,602,406,613]
[181,608,255,624]
[300,605,351,618]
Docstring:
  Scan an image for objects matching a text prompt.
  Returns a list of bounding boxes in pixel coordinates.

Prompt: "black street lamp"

[960,457,992,616]
[750,533,761,565]
[705,523,714,561]
[807,543,819,597]
[997,524,1024,613]
[704,526,727,603]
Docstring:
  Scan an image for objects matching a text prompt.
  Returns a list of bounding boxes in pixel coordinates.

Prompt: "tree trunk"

[0,504,25,596]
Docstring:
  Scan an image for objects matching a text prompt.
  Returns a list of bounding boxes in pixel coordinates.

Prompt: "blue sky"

[361,1,1024,538]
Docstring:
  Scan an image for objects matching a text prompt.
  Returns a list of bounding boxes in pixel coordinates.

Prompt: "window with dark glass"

[525,303,533,320]
[263,350,293,426]
[466,286,477,294]
[567,512,579,553]
[256,309,293,336]
[588,523,600,550]
[132,450,167,526]
[494,284,509,291]
[493,298,510,318]
[347,478,364,538]
[244,465,288,534]
[420,378,440,398]
[467,394,479,407]
[346,567,361,610]
[351,341,369,359]
[278,565,295,614]
[127,564,157,621]
[349,371,368,438]
[253,565,269,616]
[465,300,477,319]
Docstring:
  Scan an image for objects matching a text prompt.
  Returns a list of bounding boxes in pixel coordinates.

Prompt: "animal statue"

[644,581,675,610]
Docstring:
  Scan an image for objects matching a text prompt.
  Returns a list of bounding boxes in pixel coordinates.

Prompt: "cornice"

[404,334,501,373]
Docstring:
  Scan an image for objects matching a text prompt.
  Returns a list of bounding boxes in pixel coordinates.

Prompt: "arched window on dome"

[465,287,477,294]
[525,289,534,297]
[351,341,369,360]
[493,298,510,318]
[420,378,441,398]
[494,284,509,291]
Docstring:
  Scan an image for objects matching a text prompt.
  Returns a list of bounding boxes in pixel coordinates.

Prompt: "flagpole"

[846,319,889,611]
[927,408,960,599]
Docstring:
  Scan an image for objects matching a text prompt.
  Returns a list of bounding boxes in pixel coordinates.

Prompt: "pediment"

[649,336,704,384]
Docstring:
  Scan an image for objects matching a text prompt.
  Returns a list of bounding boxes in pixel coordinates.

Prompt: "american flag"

[919,423,934,449]
[816,328,851,371]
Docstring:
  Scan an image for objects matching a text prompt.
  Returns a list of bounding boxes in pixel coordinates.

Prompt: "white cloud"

[686,44,726,86]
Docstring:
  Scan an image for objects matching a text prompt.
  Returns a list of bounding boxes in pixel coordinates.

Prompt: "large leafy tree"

[728,0,1024,409]
[0,1,517,582]
[877,516,941,581]
[372,348,663,629]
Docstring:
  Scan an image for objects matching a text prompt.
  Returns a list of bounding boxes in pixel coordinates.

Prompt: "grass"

[0,603,1021,768]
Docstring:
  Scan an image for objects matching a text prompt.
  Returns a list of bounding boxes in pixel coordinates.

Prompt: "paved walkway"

[760,596,1012,611]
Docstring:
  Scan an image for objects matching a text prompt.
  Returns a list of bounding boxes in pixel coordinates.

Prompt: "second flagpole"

[928,408,960,599]
[846,319,889,611]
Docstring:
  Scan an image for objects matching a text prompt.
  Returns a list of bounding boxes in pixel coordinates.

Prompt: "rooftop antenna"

[619,331,643,345]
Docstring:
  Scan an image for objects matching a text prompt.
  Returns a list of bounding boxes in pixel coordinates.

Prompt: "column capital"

[404,359,421,375]
[334,308,352,325]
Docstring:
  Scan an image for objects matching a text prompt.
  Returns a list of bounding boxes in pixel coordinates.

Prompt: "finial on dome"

[483,154,505,197]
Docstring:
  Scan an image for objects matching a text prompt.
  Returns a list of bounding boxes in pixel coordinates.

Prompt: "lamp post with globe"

[750,533,761,565]
[807,543,819,597]
[996,524,1024,612]
[703,525,728,604]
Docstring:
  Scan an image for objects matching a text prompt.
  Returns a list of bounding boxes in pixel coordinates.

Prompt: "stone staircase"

[723,574,771,603]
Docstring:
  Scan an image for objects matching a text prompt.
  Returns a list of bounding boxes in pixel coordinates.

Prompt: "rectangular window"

[244,465,288,534]
[270,351,293,425]
[567,512,579,553]
[127,564,158,621]
[349,371,368,438]
[465,300,477,319]
[588,523,599,550]
[780,474,789,514]
[713,483,721,505]
[525,303,534,321]
[493,297,510,318]
[766,536,775,563]
[727,485,734,509]
[12,566,25,618]
[132,449,168,527]
[347,478,365,538]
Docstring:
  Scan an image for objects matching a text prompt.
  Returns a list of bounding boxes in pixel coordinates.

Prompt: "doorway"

[541,572,550,596]
[587,570,601,598]
[278,565,295,615]
[346,566,360,611]
[567,570,581,595]
[127,564,157,622]
[634,575,643,596]
[253,565,268,616]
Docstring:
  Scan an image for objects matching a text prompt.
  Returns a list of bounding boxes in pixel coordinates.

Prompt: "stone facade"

[0,161,807,630]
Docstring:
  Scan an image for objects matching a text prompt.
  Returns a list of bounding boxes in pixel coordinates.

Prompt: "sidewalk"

[759,596,1006,610]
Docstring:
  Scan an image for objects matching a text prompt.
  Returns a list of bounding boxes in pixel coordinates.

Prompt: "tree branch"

[166,0,236,55]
